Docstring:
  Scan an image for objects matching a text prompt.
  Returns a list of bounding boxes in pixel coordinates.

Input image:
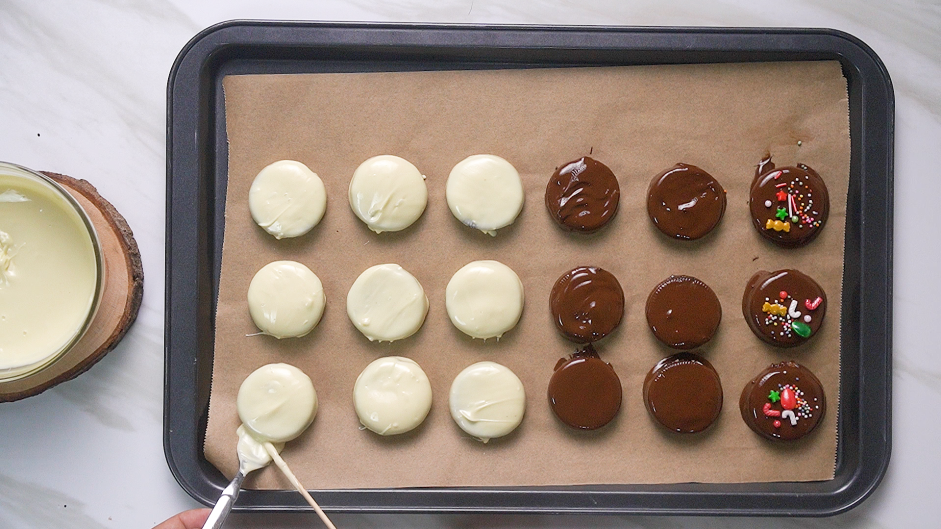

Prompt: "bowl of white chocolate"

[0,161,105,382]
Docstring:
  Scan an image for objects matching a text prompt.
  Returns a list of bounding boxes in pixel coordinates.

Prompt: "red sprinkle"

[773,420,782,428]
[779,290,788,299]
[805,297,823,311]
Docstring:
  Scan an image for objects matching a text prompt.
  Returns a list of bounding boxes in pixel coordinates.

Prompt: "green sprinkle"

[768,390,781,403]
[792,321,812,338]
[776,208,789,221]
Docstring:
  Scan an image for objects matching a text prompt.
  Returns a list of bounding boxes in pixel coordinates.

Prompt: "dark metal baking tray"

[165,21,893,516]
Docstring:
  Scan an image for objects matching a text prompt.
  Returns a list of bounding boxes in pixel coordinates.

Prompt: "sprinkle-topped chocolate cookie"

[550,266,625,344]
[645,275,721,350]
[749,155,829,247]
[643,353,723,434]
[742,269,826,347]
[740,361,826,441]
[547,344,622,430]
[647,163,726,240]
[545,157,620,233]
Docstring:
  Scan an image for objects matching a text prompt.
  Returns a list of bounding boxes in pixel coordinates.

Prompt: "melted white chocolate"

[449,361,526,443]
[353,356,432,436]
[249,160,327,239]
[446,260,524,339]
[346,263,428,342]
[0,169,99,379]
[247,261,325,339]
[237,363,318,444]
[446,154,524,236]
[236,424,283,473]
[348,155,427,233]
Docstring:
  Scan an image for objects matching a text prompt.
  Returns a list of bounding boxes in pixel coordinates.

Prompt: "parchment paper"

[205,61,849,488]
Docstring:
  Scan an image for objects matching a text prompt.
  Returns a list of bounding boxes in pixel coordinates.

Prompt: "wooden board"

[0,172,143,402]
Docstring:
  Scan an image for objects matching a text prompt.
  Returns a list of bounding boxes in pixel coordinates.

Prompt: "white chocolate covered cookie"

[353,356,433,436]
[237,363,318,443]
[346,263,428,342]
[446,154,524,236]
[247,261,325,339]
[446,260,524,339]
[449,361,526,443]
[249,160,326,239]
[348,155,427,233]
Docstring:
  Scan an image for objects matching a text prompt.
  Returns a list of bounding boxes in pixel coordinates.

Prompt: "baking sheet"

[204,60,849,489]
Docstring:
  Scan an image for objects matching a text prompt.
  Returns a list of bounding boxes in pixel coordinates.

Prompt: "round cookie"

[446,260,524,339]
[547,344,622,430]
[647,163,726,240]
[347,263,428,342]
[643,353,722,433]
[549,266,624,343]
[247,261,325,339]
[449,361,526,443]
[645,275,721,350]
[740,361,826,441]
[545,156,620,233]
[742,269,826,347]
[749,158,829,247]
[354,356,432,436]
[349,155,427,233]
[237,363,318,443]
[249,160,327,239]
[446,154,524,236]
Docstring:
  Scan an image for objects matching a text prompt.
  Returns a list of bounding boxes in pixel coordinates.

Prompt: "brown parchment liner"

[205,61,849,489]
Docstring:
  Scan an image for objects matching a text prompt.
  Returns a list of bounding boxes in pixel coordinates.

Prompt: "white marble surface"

[0,0,937,527]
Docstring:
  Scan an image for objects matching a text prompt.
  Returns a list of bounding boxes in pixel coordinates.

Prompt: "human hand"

[153,508,211,529]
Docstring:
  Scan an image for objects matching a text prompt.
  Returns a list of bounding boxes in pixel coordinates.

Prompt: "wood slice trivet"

[0,172,143,402]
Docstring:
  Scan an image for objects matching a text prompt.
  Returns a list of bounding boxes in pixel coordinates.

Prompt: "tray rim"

[165,20,893,516]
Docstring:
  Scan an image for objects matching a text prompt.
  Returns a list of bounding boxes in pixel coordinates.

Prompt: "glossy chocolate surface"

[742,269,826,347]
[645,275,721,350]
[550,266,625,343]
[643,353,723,433]
[547,344,622,430]
[740,361,825,441]
[749,156,829,247]
[647,163,726,240]
[545,156,620,233]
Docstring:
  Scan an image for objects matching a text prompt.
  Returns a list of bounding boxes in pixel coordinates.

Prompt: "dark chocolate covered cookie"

[742,269,826,347]
[647,163,726,240]
[749,156,829,247]
[740,361,825,441]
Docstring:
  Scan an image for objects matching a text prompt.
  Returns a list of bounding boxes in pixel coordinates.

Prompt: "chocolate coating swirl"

[645,275,721,350]
[545,157,620,233]
[550,266,625,343]
[644,353,723,434]
[548,344,622,430]
[647,163,726,240]
[740,361,825,441]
